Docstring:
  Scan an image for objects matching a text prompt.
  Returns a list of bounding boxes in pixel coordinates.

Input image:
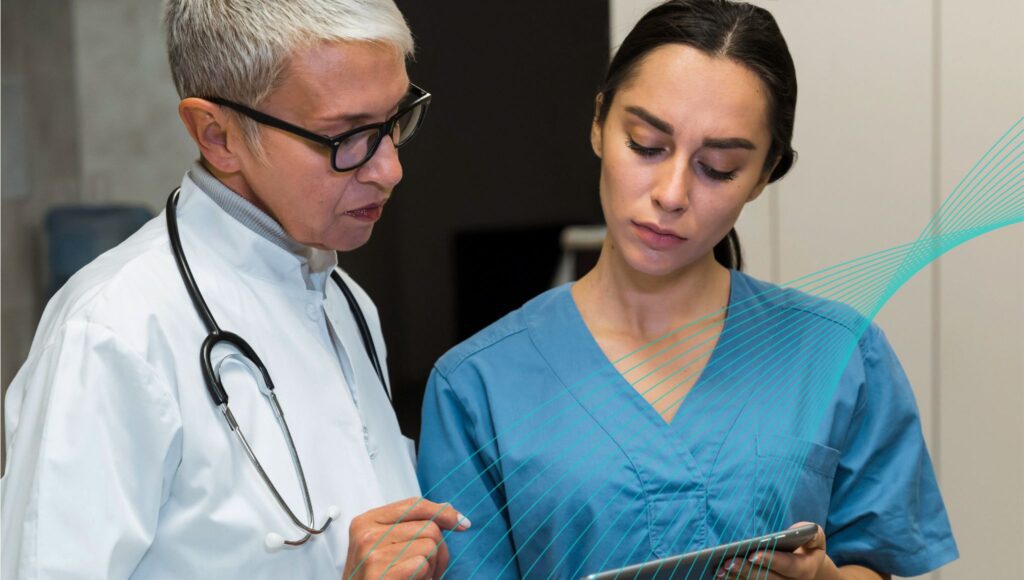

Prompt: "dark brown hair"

[596,0,798,270]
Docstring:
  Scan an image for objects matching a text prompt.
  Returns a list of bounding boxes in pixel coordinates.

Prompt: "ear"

[178,97,246,173]
[590,94,605,159]
[747,155,781,203]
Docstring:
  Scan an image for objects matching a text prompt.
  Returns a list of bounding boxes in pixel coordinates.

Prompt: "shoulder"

[6,226,186,434]
[433,285,569,378]
[731,269,872,342]
[731,271,906,402]
[36,216,183,343]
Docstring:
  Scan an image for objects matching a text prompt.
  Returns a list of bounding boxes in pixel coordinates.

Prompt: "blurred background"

[1,1,1021,578]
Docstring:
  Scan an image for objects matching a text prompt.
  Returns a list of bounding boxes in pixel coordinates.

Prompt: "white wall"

[607,1,1022,579]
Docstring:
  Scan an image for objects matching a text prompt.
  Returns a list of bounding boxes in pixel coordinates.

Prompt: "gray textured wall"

[1,0,83,471]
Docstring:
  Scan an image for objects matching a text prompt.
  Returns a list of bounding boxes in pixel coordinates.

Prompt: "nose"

[356,135,403,189]
[650,158,690,213]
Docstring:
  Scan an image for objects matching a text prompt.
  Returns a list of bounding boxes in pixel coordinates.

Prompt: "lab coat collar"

[174,168,338,297]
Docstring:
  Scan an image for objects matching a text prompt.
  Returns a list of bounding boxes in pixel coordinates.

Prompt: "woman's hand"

[716,522,834,580]
[342,497,471,580]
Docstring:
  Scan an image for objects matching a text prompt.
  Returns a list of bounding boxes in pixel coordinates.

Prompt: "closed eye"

[698,161,737,182]
[626,137,664,158]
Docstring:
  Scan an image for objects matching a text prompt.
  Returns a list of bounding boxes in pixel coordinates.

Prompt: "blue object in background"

[45,205,154,297]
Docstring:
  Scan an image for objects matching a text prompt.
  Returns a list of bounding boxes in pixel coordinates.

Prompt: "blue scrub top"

[418,270,958,579]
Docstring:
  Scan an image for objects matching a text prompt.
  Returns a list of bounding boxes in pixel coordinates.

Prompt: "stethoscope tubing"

[165,188,334,546]
[166,189,220,336]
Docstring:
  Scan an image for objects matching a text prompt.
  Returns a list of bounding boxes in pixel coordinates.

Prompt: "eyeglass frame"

[203,83,431,172]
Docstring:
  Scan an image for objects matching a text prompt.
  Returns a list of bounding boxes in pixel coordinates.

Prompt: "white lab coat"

[2,172,420,579]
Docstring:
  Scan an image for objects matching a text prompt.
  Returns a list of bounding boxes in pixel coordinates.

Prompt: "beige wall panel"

[937,0,1024,578]
[610,0,660,51]
[760,2,937,448]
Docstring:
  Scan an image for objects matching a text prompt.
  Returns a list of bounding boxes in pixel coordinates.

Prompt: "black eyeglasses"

[205,84,431,172]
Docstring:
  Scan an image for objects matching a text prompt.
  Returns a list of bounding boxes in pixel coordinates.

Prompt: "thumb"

[790,522,825,553]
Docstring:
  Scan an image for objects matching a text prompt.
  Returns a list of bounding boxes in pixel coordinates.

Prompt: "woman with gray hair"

[1,1,467,578]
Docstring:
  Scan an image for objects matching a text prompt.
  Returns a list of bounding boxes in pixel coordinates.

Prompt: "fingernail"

[456,512,472,530]
[749,553,761,564]
[715,570,726,579]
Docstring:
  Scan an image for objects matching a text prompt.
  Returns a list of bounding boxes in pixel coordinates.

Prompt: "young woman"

[417,1,958,578]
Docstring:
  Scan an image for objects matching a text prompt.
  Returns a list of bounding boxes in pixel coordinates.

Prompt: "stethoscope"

[166,188,390,550]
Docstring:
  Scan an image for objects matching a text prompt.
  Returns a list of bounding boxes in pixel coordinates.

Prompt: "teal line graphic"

[358,117,1023,580]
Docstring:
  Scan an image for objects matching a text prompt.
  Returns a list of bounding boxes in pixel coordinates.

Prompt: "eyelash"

[626,138,737,182]
[699,162,737,182]
[626,137,663,158]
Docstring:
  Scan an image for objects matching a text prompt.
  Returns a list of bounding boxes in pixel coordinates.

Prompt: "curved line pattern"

[364,116,1024,580]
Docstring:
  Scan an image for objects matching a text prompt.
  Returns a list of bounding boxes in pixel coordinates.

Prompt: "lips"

[633,221,686,250]
[344,203,384,222]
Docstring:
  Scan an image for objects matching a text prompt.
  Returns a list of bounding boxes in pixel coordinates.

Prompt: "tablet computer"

[581,523,818,580]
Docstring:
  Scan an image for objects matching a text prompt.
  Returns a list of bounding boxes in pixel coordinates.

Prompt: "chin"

[621,248,686,278]
[329,231,374,253]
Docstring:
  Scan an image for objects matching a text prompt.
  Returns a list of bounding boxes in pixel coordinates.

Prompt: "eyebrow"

[625,105,757,150]
[626,106,674,135]
[316,84,414,127]
[702,137,756,150]
[315,111,375,127]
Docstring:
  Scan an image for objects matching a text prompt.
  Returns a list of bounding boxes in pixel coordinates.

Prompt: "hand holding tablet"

[583,522,823,580]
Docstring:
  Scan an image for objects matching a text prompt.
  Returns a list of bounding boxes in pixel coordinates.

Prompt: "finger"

[789,522,825,552]
[723,567,785,580]
[375,497,472,531]
[381,555,433,580]
[348,521,415,559]
[384,531,450,580]
[433,538,450,579]
[373,520,444,545]
[395,538,442,579]
[401,537,445,560]
[364,539,440,580]
[748,548,822,579]
[395,536,450,580]
[716,557,782,580]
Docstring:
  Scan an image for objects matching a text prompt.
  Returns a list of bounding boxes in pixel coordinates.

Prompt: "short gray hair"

[164,0,414,154]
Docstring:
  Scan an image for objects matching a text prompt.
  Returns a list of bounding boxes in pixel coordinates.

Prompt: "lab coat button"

[305,304,319,320]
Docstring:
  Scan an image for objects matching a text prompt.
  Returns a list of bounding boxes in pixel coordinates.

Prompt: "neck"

[572,241,731,341]
[200,159,278,221]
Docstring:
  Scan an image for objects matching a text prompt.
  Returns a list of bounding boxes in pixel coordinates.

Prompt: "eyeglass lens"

[334,102,427,170]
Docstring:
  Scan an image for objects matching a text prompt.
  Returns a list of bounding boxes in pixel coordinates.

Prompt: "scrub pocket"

[754,433,840,528]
